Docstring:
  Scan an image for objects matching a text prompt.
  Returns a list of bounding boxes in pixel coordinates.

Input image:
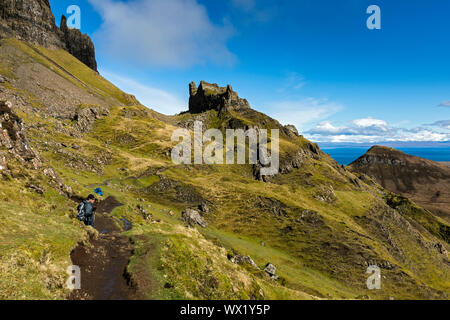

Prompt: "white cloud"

[439,101,450,107]
[352,117,388,129]
[426,120,450,130]
[264,98,343,132]
[101,70,186,114]
[306,118,450,143]
[89,0,235,68]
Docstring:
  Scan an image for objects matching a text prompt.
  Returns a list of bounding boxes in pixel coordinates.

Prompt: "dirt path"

[69,196,136,300]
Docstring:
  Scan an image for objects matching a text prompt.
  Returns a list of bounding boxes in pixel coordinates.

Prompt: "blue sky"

[49,0,450,143]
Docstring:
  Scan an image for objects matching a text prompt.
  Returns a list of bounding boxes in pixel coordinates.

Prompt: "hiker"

[77,194,96,227]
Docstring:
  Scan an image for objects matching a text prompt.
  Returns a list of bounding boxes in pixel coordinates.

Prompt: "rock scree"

[69,196,137,300]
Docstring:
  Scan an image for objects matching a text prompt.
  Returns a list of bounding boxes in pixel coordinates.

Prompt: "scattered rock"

[137,204,152,220]
[296,209,323,225]
[434,242,448,256]
[43,167,72,196]
[228,251,259,269]
[73,105,109,133]
[264,263,278,280]
[198,202,210,213]
[181,208,207,228]
[314,185,337,203]
[168,210,175,216]
[25,183,44,194]
[0,100,41,169]
[364,260,396,270]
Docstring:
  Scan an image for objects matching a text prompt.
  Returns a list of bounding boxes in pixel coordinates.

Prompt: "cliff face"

[0,0,97,71]
[0,0,62,47]
[60,15,97,71]
[188,81,250,114]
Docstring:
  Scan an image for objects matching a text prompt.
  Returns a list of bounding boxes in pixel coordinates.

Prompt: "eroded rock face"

[0,100,41,169]
[0,0,63,47]
[0,0,97,71]
[188,81,250,114]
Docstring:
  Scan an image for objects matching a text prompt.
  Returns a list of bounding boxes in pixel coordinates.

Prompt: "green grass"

[0,37,448,300]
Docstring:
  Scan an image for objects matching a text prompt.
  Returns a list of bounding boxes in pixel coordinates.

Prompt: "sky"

[49,0,450,144]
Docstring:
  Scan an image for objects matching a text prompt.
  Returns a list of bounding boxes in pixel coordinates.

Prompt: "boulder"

[198,202,210,213]
[228,251,259,269]
[264,263,278,280]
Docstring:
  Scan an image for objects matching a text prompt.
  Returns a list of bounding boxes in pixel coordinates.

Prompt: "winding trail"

[69,196,136,300]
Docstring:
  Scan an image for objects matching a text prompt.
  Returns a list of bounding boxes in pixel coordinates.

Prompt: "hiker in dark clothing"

[77,194,96,227]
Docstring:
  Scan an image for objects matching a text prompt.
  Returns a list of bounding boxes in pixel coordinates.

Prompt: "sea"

[319,147,450,166]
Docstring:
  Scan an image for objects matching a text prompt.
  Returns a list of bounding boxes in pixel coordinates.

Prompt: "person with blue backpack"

[77,194,96,227]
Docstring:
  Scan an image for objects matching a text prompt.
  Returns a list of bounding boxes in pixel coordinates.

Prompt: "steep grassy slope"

[0,38,449,300]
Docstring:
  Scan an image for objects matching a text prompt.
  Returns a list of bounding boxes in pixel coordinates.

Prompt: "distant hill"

[349,145,450,223]
[0,0,449,300]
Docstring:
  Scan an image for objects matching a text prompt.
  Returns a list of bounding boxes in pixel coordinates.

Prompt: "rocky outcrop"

[188,81,250,114]
[0,0,63,47]
[0,100,41,169]
[0,0,97,71]
[0,100,73,195]
[60,15,97,71]
[181,208,207,228]
[284,124,299,137]
[227,250,259,269]
[73,105,109,133]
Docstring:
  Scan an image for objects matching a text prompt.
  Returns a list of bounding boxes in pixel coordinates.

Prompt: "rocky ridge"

[0,0,97,71]
[189,81,250,114]
[350,145,450,222]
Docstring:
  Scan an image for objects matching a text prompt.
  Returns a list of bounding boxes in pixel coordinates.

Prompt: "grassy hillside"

[0,38,448,300]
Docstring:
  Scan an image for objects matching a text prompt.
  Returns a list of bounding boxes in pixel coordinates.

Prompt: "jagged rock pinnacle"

[188,80,250,114]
